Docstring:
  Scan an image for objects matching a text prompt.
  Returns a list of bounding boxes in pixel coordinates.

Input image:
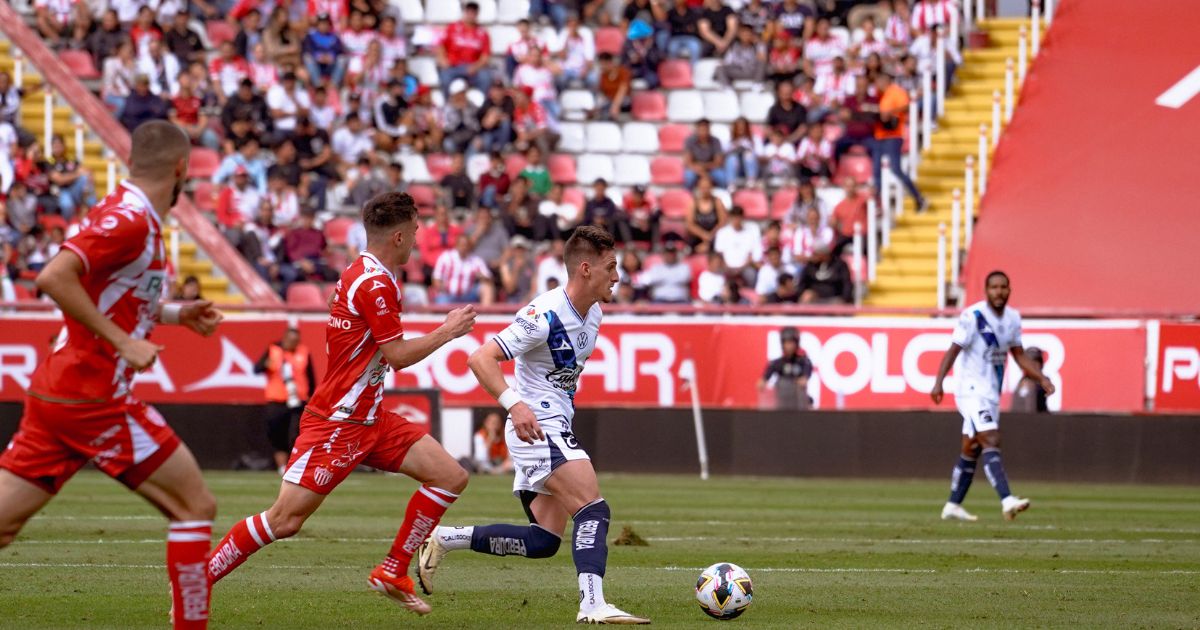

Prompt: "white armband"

[160,303,182,325]
[497,388,523,411]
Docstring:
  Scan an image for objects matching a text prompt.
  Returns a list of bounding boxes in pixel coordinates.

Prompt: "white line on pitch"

[13,536,1197,546]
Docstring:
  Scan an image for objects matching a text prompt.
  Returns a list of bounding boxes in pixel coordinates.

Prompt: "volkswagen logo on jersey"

[577,332,589,349]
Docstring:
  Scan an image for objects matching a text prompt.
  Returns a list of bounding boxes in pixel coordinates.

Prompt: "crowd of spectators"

[1,0,963,307]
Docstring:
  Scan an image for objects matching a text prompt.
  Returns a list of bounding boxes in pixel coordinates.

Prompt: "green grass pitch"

[1,471,1198,628]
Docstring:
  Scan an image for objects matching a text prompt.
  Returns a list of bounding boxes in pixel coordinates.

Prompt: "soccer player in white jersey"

[417,226,650,625]
[931,271,1055,521]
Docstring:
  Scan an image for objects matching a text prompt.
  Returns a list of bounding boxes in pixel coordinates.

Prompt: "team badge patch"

[313,466,333,486]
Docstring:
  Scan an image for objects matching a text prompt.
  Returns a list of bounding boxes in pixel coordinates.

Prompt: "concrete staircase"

[2,39,243,304]
[866,18,1041,308]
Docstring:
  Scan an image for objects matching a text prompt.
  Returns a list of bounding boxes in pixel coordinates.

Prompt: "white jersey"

[951,300,1023,403]
[493,288,602,424]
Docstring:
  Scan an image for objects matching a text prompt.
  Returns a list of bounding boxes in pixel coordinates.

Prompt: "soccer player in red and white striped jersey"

[0,121,224,629]
[207,192,477,616]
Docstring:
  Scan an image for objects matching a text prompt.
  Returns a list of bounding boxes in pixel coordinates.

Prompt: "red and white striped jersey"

[804,36,846,81]
[29,181,168,403]
[307,0,348,25]
[885,14,912,47]
[432,249,491,298]
[911,0,958,32]
[305,252,404,424]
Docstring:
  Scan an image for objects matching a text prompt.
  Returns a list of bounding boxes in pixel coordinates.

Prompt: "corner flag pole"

[679,359,710,481]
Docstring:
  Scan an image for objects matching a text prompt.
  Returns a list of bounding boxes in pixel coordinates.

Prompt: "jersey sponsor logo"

[489,537,529,557]
[175,561,209,621]
[208,540,242,575]
[98,215,120,231]
[328,316,353,330]
[560,431,580,450]
[540,401,550,409]
[402,512,437,555]
[330,440,364,468]
[525,306,537,318]
[375,296,387,310]
[552,339,572,352]
[515,317,538,335]
[132,271,166,301]
[577,332,589,349]
[312,465,333,486]
[574,519,599,551]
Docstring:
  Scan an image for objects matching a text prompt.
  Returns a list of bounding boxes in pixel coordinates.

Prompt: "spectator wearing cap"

[437,2,493,95]
[418,205,464,282]
[209,41,253,104]
[593,52,631,121]
[331,114,374,176]
[119,74,170,131]
[266,71,312,133]
[284,208,335,281]
[221,79,273,139]
[697,251,726,304]
[102,39,138,114]
[214,136,268,194]
[440,155,476,211]
[641,239,692,304]
[477,81,514,154]
[758,327,813,410]
[443,79,483,156]
[622,19,661,91]
[713,205,763,284]
[499,235,536,303]
[432,233,494,305]
[539,184,581,237]
[796,244,852,304]
[684,119,729,189]
[302,14,346,87]
[514,46,562,124]
[622,185,661,248]
[138,38,181,97]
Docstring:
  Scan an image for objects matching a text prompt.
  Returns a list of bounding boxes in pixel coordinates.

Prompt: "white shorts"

[956,396,1000,437]
[506,415,590,496]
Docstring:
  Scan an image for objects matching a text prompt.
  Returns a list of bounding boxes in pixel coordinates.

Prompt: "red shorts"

[282,409,429,495]
[0,395,181,494]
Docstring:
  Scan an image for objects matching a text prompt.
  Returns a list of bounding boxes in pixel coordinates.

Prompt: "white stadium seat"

[426,1,462,23]
[389,0,423,22]
[466,88,485,108]
[585,122,623,153]
[709,123,731,146]
[397,154,432,183]
[621,122,659,153]
[613,154,651,186]
[576,154,615,184]
[408,56,440,86]
[475,0,498,23]
[467,153,491,182]
[740,90,775,123]
[560,90,596,121]
[558,122,586,153]
[712,187,732,209]
[667,90,705,123]
[693,59,721,90]
[498,0,531,23]
[702,90,741,123]
[489,24,519,55]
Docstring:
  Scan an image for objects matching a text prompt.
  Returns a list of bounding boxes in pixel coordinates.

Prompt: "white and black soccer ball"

[695,562,753,620]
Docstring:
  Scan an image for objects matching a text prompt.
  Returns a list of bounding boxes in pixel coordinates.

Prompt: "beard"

[169,177,184,209]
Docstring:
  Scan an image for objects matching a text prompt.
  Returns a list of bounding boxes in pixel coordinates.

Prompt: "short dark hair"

[362,192,418,238]
[564,226,615,273]
[128,120,190,177]
[778,272,795,286]
[985,270,1009,287]
[464,1,480,11]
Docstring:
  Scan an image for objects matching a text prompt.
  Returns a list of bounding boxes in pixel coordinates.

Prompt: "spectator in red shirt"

[828,177,867,256]
[284,207,335,281]
[437,2,493,95]
[512,86,552,154]
[417,204,464,282]
[168,73,220,149]
[479,152,511,210]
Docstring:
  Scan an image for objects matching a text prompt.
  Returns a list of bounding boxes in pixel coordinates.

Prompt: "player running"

[0,121,223,629]
[931,270,1054,522]
[206,192,475,616]
[418,226,650,625]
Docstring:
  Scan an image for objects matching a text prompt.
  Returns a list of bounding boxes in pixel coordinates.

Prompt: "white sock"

[578,572,605,612]
[436,526,474,551]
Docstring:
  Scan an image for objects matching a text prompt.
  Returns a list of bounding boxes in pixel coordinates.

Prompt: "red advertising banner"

[0,315,1146,412]
[1155,323,1200,412]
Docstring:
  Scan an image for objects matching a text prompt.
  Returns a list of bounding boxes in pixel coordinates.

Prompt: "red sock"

[381,486,459,576]
[168,520,212,629]
[207,511,277,584]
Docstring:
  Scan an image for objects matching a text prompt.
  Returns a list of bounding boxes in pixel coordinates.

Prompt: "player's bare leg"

[544,460,649,625]
[942,435,981,522]
[0,469,54,549]
[209,478,325,585]
[976,430,1030,519]
[369,435,468,615]
[134,444,217,630]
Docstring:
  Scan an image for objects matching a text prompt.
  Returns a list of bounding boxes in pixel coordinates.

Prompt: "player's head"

[128,120,191,209]
[985,270,1010,310]
[363,191,420,265]
[564,225,618,302]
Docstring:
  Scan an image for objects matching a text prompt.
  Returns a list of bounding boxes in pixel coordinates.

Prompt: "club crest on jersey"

[577,332,588,349]
[525,306,538,318]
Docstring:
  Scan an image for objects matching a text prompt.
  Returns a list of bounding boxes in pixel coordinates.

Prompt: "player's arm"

[1010,346,1055,397]
[378,305,477,370]
[156,300,223,337]
[36,250,161,370]
[467,340,543,444]
[930,343,962,405]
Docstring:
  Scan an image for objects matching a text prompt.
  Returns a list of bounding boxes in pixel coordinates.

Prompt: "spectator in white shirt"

[308,85,337,130]
[713,206,763,281]
[697,251,727,304]
[759,128,797,183]
[792,206,835,269]
[266,71,312,133]
[538,184,582,236]
[909,24,960,102]
[754,246,795,299]
[513,46,561,124]
[432,234,494,305]
[804,17,847,83]
[330,114,374,173]
[138,38,181,97]
[506,18,541,76]
[640,239,692,304]
[535,239,569,294]
[550,13,596,91]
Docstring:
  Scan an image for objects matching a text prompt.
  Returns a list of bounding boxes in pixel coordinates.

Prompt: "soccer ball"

[695,562,753,620]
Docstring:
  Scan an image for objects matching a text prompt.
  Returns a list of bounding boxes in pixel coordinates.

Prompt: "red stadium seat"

[834,154,873,185]
[657,60,693,89]
[286,283,326,307]
[595,27,625,55]
[631,91,666,122]
[60,50,100,80]
[425,154,454,182]
[12,283,33,300]
[408,184,436,209]
[650,156,684,185]
[548,154,577,184]
[642,253,665,271]
[658,124,691,153]
[733,189,769,220]
[659,188,694,219]
[324,216,354,246]
[562,187,585,211]
[770,187,798,220]
[188,148,221,179]
[206,21,237,47]
[505,154,528,181]
[190,180,216,212]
